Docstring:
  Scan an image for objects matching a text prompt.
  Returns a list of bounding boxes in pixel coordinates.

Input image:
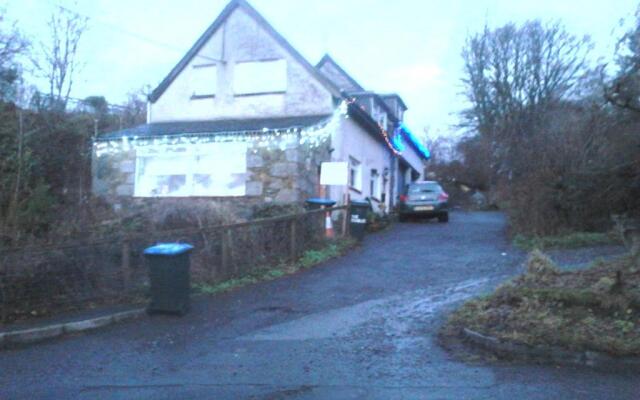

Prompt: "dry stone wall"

[92,139,331,220]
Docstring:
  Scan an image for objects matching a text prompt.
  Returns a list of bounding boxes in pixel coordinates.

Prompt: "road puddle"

[240,277,493,342]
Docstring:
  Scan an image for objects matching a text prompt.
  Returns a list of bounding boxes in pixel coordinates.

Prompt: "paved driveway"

[1,212,638,399]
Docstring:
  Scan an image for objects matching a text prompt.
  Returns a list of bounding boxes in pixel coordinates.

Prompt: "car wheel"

[438,213,449,223]
[399,214,407,223]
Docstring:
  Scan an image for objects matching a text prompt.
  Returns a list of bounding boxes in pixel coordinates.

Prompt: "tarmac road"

[1,212,637,399]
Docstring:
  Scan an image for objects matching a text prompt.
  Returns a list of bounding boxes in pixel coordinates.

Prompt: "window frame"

[190,63,218,99]
[349,156,362,193]
[233,59,288,97]
[377,113,387,129]
[370,169,381,200]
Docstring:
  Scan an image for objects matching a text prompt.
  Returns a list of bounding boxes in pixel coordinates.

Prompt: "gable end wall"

[149,7,334,123]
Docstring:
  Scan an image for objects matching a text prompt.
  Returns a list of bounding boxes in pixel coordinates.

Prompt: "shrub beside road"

[442,250,640,358]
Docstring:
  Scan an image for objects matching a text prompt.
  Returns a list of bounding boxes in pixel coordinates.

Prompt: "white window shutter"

[234,59,287,95]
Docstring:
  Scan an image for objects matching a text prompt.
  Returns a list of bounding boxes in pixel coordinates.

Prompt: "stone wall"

[92,148,137,198]
[92,138,331,220]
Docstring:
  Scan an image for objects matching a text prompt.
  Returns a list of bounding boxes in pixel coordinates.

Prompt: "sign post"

[320,162,349,238]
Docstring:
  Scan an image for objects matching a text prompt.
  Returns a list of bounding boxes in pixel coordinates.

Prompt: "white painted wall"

[329,118,394,213]
[401,144,425,180]
[389,140,425,206]
[149,7,334,123]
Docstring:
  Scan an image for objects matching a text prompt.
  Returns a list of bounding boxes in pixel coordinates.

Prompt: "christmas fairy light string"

[379,123,402,156]
[92,99,427,160]
[94,100,351,157]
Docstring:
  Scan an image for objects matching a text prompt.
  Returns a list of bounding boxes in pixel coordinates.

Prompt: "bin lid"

[144,243,194,256]
[350,200,371,208]
[305,198,337,207]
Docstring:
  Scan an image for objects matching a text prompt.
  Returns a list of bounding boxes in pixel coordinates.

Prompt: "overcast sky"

[4,0,638,138]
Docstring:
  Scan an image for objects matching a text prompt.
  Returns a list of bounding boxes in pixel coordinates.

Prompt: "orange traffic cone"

[325,211,335,238]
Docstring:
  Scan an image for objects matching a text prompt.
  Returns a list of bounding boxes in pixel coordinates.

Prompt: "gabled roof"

[148,0,341,103]
[380,94,408,111]
[347,103,429,162]
[349,91,399,124]
[315,56,408,119]
[96,115,332,141]
[346,102,389,147]
[316,54,365,93]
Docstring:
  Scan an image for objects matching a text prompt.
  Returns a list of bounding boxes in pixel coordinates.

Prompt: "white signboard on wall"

[134,142,247,197]
[320,162,348,186]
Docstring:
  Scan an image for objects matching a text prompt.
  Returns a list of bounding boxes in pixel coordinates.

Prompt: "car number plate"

[415,206,434,211]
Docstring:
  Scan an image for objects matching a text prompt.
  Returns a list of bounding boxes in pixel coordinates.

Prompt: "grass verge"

[194,238,357,296]
[441,250,640,356]
[513,231,621,251]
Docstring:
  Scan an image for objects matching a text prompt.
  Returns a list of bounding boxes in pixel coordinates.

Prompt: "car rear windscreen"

[408,183,441,193]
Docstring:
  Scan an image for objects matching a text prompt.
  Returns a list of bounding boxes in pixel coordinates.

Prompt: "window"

[405,169,413,185]
[191,64,217,98]
[134,142,247,197]
[349,157,362,192]
[370,169,380,200]
[377,113,387,129]
[372,103,387,128]
[408,183,443,193]
[234,59,287,96]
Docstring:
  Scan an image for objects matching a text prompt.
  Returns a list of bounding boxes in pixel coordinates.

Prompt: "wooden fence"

[0,206,349,324]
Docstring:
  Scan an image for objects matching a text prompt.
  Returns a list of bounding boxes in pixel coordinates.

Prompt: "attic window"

[234,59,287,96]
[191,64,217,99]
[378,113,387,128]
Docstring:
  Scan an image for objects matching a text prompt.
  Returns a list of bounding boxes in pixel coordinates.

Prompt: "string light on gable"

[378,123,402,156]
[94,100,351,157]
[344,97,403,157]
[392,127,406,152]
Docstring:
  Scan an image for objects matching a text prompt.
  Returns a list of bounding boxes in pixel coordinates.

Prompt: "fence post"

[290,218,297,262]
[342,208,349,238]
[121,237,131,290]
[221,229,230,277]
[0,280,5,324]
[0,256,5,323]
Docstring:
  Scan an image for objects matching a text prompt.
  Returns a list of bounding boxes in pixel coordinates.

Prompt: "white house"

[92,0,429,216]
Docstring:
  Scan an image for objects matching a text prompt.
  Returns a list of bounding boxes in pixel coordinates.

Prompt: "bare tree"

[604,7,640,113]
[0,8,29,102]
[121,87,150,128]
[0,10,28,66]
[34,6,87,110]
[461,21,591,179]
[0,8,31,237]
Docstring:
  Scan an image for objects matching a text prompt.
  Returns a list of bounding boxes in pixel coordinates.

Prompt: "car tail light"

[399,194,408,202]
[438,192,449,201]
